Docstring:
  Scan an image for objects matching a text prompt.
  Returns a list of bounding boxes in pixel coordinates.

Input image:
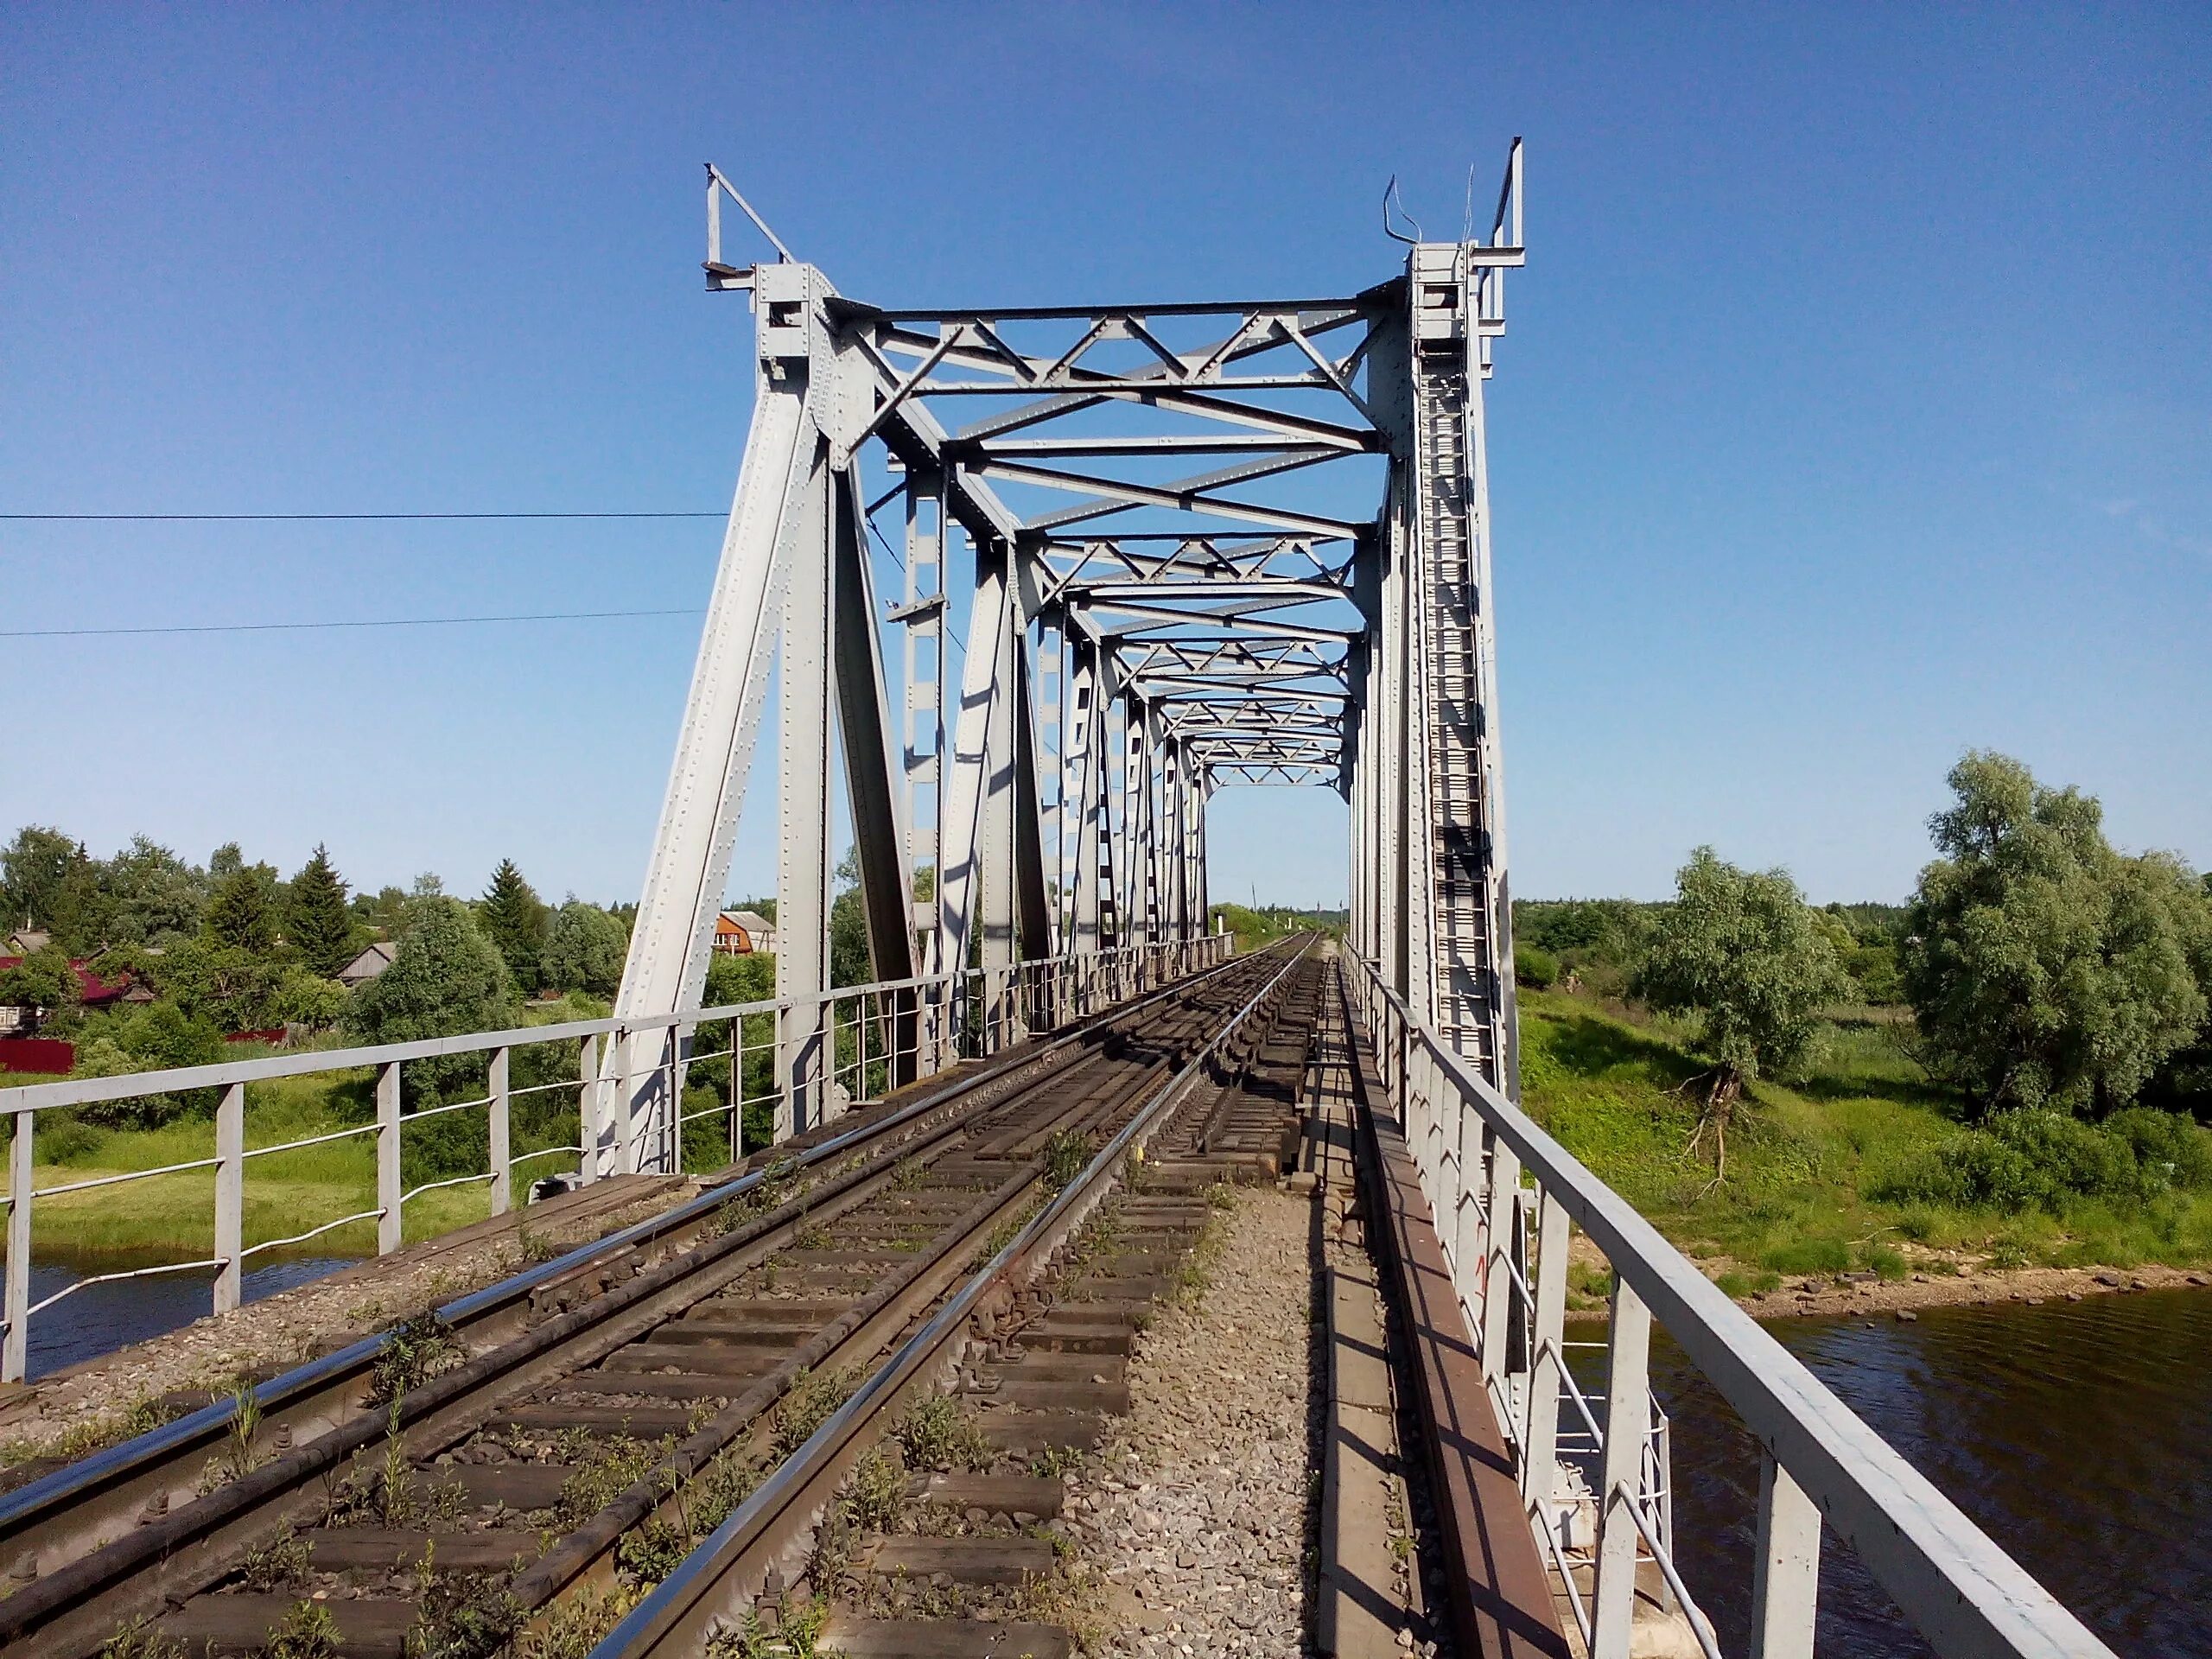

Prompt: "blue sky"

[3,4,2207,912]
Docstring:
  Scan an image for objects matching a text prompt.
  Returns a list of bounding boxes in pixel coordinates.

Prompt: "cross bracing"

[607,142,1527,1168]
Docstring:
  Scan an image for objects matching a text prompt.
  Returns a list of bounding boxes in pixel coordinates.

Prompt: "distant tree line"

[0,830,641,1132]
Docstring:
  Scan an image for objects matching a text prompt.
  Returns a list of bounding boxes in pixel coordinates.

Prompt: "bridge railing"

[0,933,1229,1383]
[1344,954,2116,1659]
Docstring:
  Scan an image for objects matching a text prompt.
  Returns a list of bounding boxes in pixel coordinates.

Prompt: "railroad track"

[592,944,1328,1659]
[0,941,1319,1659]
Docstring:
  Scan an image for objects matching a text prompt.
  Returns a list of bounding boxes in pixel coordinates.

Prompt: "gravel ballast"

[1061,1184,1316,1656]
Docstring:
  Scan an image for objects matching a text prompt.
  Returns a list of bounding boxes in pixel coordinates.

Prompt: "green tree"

[0,946,82,1031]
[159,935,287,1032]
[346,895,518,1104]
[204,861,282,953]
[287,845,359,977]
[830,849,869,988]
[542,900,629,997]
[1902,752,2212,1116]
[479,859,549,995]
[1632,848,1846,1178]
[352,884,412,939]
[0,826,101,949]
[96,836,209,946]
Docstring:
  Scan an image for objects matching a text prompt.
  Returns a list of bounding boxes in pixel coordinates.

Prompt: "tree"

[1903,753,2211,1116]
[479,859,549,995]
[352,884,412,939]
[542,900,629,998]
[346,895,518,1103]
[204,861,281,953]
[1632,848,1845,1179]
[0,946,82,1031]
[0,826,100,950]
[97,836,209,946]
[288,845,359,977]
[160,935,287,1033]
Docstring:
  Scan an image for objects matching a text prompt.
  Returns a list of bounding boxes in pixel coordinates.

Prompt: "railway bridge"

[0,145,2114,1659]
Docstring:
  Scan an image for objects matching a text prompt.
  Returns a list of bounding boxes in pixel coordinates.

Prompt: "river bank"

[1522,988,2212,1295]
[1564,1224,2212,1322]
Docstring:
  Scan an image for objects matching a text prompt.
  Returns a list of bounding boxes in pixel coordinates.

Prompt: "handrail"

[0,933,1232,1382]
[1344,953,2115,1659]
[0,936,1200,1116]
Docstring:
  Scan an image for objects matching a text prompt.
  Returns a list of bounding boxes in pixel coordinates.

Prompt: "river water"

[1588,1288,2212,1658]
[23,1256,353,1381]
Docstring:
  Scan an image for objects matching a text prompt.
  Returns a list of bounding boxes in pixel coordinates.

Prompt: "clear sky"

[4,5,2207,913]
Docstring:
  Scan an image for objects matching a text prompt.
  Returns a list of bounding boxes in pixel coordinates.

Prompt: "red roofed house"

[713,910,777,956]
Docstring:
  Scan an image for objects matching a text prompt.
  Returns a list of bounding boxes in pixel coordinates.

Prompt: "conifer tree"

[204,861,280,953]
[287,844,359,977]
[480,859,549,995]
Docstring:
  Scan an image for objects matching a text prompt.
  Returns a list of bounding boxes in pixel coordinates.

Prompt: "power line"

[3,607,702,639]
[1,511,724,522]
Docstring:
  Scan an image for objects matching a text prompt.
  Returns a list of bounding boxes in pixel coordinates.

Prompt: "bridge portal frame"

[611,143,1532,1173]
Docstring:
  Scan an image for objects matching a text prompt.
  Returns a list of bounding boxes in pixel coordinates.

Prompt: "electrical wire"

[1,511,723,522]
[2,608,702,639]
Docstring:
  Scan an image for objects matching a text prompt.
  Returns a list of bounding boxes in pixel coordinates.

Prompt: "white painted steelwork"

[1346,952,2120,1659]
[613,144,1532,1171]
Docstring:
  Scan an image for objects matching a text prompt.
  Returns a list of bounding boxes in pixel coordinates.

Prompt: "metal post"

[1483,1135,1522,1376]
[1751,1453,1821,1659]
[1592,1276,1652,1659]
[579,1033,603,1181]
[1454,1083,1484,1321]
[213,1082,244,1315]
[487,1047,512,1216]
[376,1061,403,1255]
[4,1111,32,1382]
[729,1017,744,1160]
[1522,1188,1570,1518]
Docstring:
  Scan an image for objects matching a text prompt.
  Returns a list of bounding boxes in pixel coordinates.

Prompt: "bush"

[1874,1106,2212,1214]
[66,1002,226,1127]
[35,1111,105,1164]
[346,897,518,1108]
[1513,944,1559,990]
[2102,1106,2212,1188]
[1758,1236,1851,1275]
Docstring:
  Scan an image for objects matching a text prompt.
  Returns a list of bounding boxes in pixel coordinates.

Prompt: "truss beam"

[614,138,1529,1173]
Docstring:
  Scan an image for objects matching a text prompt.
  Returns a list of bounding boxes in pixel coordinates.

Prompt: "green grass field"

[4,1002,621,1267]
[20,1073,512,1265]
[1517,989,2212,1293]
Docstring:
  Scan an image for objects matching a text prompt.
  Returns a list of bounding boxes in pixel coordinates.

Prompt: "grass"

[16,1069,582,1267]
[1517,988,2212,1278]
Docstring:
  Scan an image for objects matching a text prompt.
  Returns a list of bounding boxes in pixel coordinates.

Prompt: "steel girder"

[613,143,1528,1167]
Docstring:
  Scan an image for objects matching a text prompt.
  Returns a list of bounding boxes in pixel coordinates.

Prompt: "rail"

[588,935,1315,1654]
[0,933,1230,1382]
[1344,953,2116,1659]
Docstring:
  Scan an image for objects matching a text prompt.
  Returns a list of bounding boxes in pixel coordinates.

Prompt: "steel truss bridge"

[608,147,1528,1160]
[0,143,2117,1659]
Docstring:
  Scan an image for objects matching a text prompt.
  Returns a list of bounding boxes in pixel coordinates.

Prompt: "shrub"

[1873,1106,2211,1215]
[68,1002,226,1127]
[1865,1243,1910,1281]
[1758,1236,1851,1275]
[35,1111,104,1164]
[346,897,518,1109]
[2101,1106,2212,1189]
[1513,944,1559,990]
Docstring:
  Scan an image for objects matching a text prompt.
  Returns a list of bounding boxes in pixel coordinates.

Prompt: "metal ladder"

[1410,245,1503,1078]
